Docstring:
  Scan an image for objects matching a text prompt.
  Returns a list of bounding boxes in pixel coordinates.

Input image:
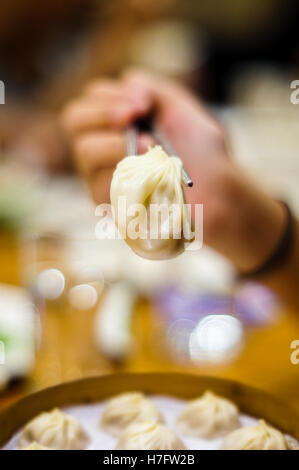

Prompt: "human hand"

[61,70,285,272]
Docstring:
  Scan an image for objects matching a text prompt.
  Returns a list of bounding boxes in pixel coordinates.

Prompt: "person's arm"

[216,164,299,310]
[60,70,299,310]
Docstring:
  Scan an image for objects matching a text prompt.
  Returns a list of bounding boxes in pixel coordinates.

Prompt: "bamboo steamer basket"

[1,372,299,446]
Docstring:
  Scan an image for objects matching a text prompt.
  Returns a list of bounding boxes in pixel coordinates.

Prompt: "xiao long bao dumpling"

[21,442,50,450]
[101,392,163,437]
[110,146,193,260]
[177,391,240,439]
[116,421,186,450]
[221,420,287,450]
[19,408,90,450]
[284,434,299,450]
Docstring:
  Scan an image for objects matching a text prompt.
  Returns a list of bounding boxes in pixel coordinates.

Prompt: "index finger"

[61,99,139,136]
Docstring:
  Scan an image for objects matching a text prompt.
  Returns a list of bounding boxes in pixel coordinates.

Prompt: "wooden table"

[1,233,299,415]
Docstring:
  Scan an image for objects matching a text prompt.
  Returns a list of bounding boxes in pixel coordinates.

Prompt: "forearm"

[207,162,299,311]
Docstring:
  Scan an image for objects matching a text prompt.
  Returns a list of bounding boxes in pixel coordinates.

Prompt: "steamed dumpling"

[21,441,49,450]
[116,421,186,450]
[101,392,163,437]
[285,434,299,450]
[19,408,89,450]
[221,420,287,450]
[177,391,240,438]
[110,146,193,260]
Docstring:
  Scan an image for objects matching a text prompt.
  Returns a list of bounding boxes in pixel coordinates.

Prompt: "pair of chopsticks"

[125,116,193,188]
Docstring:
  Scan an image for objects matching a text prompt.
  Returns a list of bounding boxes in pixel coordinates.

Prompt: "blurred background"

[0,0,299,412]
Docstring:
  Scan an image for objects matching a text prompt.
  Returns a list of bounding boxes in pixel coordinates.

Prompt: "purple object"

[234,282,280,327]
[153,282,279,328]
[154,286,234,323]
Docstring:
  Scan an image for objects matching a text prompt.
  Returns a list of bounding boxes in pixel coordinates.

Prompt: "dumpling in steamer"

[101,392,163,437]
[177,391,240,438]
[21,441,49,450]
[19,408,89,450]
[285,434,299,450]
[116,421,186,450]
[221,420,287,450]
[110,146,193,260]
